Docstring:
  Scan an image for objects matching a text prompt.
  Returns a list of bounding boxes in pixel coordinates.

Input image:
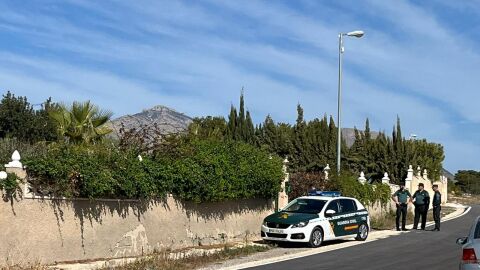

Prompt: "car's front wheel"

[308,227,323,248]
[355,223,369,241]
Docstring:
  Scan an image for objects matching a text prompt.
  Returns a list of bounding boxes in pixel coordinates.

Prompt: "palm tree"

[48,101,113,144]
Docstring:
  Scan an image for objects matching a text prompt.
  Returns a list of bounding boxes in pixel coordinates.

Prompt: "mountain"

[108,105,193,138]
[442,168,455,181]
[341,128,379,147]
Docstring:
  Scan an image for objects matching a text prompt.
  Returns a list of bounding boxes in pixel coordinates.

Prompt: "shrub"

[23,143,169,198]
[289,171,336,200]
[169,139,283,202]
[0,138,48,165]
[330,173,391,207]
[0,173,21,201]
[23,139,284,201]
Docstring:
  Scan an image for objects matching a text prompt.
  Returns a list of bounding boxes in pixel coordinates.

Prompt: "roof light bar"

[308,191,342,197]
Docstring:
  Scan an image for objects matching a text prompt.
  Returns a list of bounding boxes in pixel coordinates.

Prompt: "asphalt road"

[248,205,478,270]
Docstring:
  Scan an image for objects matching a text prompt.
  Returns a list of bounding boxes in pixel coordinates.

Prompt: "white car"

[261,191,370,247]
[457,216,480,269]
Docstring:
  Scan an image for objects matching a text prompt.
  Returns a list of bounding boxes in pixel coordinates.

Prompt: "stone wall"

[0,196,274,266]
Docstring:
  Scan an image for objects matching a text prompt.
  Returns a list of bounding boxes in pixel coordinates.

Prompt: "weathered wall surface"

[367,200,396,218]
[0,196,274,266]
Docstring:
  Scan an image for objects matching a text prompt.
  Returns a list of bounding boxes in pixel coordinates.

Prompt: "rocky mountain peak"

[108,105,193,138]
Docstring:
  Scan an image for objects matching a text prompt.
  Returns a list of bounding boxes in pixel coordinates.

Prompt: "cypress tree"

[327,115,337,168]
[293,104,307,170]
[245,110,255,144]
[227,105,237,140]
[263,115,277,151]
[364,118,371,141]
[238,91,246,140]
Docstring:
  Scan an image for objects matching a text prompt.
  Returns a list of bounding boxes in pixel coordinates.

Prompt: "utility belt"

[414,203,426,207]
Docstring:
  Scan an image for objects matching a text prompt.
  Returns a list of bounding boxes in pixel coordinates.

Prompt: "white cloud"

[0,0,479,172]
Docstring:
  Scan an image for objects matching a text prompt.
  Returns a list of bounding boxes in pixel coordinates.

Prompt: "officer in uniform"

[412,183,430,230]
[392,182,411,231]
[431,184,442,231]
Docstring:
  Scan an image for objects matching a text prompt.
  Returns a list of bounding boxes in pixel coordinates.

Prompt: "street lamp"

[336,30,364,175]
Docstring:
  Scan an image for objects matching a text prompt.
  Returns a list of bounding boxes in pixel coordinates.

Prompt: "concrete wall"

[0,196,274,266]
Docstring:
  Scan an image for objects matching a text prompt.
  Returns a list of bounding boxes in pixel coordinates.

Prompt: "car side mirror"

[456,237,468,246]
[325,209,336,217]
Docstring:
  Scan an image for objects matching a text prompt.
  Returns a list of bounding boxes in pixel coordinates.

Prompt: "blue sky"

[0,0,479,173]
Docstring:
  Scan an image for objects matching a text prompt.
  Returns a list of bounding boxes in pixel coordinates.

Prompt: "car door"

[336,199,359,236]
[325,199,343,238]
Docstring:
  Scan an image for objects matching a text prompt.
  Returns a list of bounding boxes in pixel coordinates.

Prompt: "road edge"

[217,203,471,270]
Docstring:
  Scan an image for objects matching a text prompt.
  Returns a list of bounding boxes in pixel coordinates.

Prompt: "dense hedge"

[331,174,391,207]
[288,172,391,207]
[23,139,284,202]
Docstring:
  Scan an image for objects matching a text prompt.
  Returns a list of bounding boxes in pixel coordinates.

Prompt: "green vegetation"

[193,94,445,184]
[48,101,113,144]
[289,172,391,207]
[455,170,480,194]
[23,139,283,201]
[0,173,21,201]
[330,174,392,207]
[0,90,445,202]
[0,91,57,142]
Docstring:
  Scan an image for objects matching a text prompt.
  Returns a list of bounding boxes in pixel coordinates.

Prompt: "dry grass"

[101,245,270,270]
[448,194,480,205]
[0,245,270,270]
[371,206,456,230]
[0,263,48,270]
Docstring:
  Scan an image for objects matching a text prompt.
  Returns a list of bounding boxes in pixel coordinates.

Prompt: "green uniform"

[393,190,411,203]
[412,190,430,205]
[393,189,411,230]
[412,189,430,229]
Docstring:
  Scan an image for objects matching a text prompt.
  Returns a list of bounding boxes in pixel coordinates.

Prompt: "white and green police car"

[261,191,370,247]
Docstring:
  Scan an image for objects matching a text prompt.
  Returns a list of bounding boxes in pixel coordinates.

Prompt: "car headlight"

[292,221,309,228]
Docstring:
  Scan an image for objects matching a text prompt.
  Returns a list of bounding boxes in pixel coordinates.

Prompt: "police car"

[261,191,370,247]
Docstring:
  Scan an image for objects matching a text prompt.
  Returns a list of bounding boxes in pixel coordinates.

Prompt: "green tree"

[245,111,255,144]
[292,104,308,170]
[455,170,480,194]
[237,91,246,140]
[49,101,113,144]
[227,105,238,140]
[188,116,227,140]
[0,91,57,142]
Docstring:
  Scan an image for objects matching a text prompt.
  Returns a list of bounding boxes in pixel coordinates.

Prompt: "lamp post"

[337,30,364,175]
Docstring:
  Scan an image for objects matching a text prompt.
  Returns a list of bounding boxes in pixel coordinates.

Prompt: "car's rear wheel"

[355,223,369,241]
[308,227,323,248]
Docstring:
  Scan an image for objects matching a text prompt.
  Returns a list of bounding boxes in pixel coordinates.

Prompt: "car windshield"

[283,199,327,214]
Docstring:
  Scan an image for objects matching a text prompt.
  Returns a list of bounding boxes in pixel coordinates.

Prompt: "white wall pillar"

[358,171,367,185]
[423,169,428,180]
[382,172,390,184]
[323,164,330,181]
[4,150,29,197]
[278,157,289,210]
[405,165,413,191]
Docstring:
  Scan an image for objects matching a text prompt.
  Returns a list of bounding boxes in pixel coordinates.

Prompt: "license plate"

[268,229,284,233]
